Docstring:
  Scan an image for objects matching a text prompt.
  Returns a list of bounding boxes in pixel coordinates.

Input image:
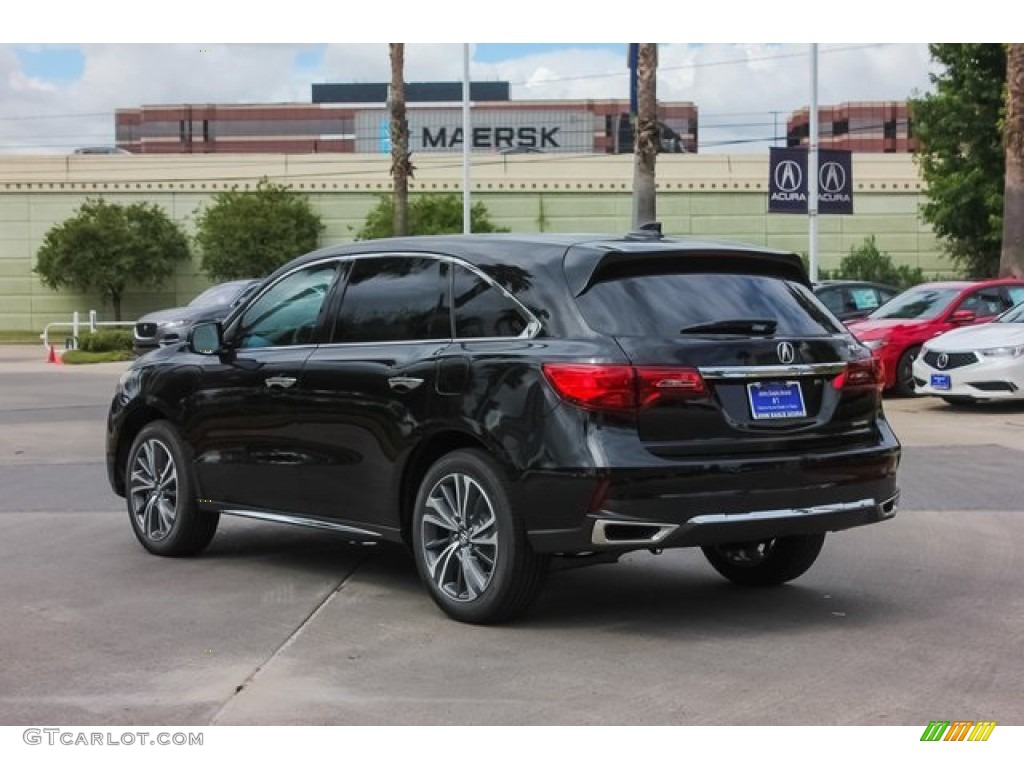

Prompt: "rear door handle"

[265,376,297,389]
[388,376,424,393]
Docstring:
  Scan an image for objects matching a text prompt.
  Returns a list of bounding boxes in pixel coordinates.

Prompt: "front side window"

[958,290,1008,319]
[332,257,448,344]
[236,263,338,348]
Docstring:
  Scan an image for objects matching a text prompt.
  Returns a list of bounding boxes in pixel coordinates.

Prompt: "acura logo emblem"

[777,342,796,364]
[937,353,948,370]
[820,161,847,194]
[774,160,803,193]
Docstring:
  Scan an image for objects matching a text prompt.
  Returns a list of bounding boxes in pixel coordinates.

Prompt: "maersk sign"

[355,110,593,153]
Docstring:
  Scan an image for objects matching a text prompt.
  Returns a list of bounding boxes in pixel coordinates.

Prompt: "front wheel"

[892,346,921,397]
[125,421,218,556]
[411,450,548,624]
[702,533,825,586]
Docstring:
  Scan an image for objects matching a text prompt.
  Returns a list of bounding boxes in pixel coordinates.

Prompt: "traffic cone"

[46,345,63,365]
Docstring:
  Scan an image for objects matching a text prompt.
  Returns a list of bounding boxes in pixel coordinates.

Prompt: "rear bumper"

[522,437,901,554]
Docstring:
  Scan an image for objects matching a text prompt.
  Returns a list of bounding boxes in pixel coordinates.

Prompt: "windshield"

[189,282,249,308]
[869,286,962,320]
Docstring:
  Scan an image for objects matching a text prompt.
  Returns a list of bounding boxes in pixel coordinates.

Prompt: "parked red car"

[847,279,1024,395]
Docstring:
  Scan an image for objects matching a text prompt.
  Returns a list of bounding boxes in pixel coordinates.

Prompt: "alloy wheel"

[129,438,179,542]
[420,472,498,602]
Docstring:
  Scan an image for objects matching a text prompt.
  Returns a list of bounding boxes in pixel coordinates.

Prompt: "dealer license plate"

[747,381,807,420]
[930,374,951,391]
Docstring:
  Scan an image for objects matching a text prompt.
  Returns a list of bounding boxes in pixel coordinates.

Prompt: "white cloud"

[0,42,938,154]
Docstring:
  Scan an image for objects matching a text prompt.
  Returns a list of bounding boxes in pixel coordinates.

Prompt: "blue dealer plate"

[930,374,951,391]
[747,381,807,420]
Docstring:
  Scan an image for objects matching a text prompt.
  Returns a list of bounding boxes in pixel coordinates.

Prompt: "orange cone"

[47,345,63,365]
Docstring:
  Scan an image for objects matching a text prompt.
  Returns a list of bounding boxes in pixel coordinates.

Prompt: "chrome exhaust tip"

[591,519,678,546]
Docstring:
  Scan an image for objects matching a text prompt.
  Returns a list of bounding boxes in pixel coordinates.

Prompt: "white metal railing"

[40,310,136,350]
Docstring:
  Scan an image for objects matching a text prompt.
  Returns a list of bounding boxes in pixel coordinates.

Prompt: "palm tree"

[1001,44,1024,277]
[632,43,658,229]
[389,43,413,237]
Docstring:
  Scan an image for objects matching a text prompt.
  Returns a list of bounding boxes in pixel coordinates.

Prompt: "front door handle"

[265,376,297,389]
[388,376,424,393]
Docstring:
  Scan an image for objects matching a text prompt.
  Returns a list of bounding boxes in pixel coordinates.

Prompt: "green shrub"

[77,328,133,352]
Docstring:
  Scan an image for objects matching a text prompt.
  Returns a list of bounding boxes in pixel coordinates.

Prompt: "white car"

[913,302,1024,404]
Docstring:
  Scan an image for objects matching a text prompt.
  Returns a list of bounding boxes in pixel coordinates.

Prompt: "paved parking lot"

[1,344,1023,725]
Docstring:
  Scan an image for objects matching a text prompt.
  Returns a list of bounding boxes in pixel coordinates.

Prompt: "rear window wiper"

[679,318,778,336]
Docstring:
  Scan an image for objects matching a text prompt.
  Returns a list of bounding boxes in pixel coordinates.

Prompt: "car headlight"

[116,368,142,402]
[979,345,1024,358]
[158,319,188,329]
[862,338,887,351]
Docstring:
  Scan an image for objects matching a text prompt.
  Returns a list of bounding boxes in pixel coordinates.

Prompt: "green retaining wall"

[0,187,948,332]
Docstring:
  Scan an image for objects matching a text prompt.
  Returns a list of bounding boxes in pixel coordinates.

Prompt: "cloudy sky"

[4,3,974,155]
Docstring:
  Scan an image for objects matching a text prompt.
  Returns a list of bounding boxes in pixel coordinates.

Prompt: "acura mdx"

[107,230,901,624]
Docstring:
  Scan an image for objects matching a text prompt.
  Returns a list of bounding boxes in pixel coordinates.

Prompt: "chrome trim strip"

[699,363,846,379]
[687,497,878,526]
[220,508,382,537]
[227,250,542,353]
[591,520,679,546]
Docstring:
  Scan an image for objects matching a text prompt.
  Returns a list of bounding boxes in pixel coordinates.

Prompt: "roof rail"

[626,221,663,240]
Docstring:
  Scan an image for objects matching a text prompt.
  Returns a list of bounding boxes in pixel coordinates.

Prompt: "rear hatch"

[569,248,884,458]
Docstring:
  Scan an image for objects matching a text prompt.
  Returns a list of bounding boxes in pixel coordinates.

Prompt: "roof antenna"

[627,221,663,240]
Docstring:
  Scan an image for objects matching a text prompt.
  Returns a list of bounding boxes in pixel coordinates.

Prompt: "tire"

[702,533,825,587]
[125,420,218,557]
[942,396,979,407]
[892,346,921,397]
[411,449,548,624]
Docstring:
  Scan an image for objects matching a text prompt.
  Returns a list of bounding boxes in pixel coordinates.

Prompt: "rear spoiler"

[565,247,811,297]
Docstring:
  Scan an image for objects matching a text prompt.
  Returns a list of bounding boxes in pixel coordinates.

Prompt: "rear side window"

[452,264,529,338]
[332,257,449,343]
[576,272,843,337]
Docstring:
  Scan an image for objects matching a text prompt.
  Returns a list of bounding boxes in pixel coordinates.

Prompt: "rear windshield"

[576,272,843,337]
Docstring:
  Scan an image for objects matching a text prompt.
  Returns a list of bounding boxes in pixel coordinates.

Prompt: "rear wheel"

[892,346,921,397]
[411,449,548,624]
[126,421,218,556]
[702,533,825,586]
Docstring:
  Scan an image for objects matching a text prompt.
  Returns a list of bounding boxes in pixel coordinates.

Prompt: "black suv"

[106,231,900,624]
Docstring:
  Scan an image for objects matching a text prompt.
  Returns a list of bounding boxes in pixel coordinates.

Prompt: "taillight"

[542,364,705,411]
[832,357,884,392]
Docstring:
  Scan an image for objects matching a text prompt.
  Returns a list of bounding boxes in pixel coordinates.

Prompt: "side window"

[817,288,844,315]
[236,263,338,348]
[332,257,449,343]
[452,264,529,338]
[960,290,1006,318]
[1004,286,1024,308]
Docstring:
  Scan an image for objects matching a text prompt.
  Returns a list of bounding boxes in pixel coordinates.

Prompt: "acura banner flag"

[768,147,853,215]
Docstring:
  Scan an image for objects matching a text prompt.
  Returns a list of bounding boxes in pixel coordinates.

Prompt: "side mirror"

[189,322,223,355]
[950,310,976,324]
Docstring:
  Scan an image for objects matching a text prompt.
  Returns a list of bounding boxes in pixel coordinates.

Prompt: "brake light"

[832,357,884,392]
[542,364,706,410]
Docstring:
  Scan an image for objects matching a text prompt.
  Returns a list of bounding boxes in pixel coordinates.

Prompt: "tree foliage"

[911,44,1007,277]
[354,194,509,240]
[1001,44,1024,277]
[820,236,924,288]
[194,177,324,280]
[35,198,189,320]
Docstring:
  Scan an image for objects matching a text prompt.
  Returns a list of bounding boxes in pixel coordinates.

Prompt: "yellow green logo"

[920,721,996,742]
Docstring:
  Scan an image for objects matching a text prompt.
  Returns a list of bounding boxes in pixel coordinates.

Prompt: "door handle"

[388,376,424,393]
[265,376,297,389]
